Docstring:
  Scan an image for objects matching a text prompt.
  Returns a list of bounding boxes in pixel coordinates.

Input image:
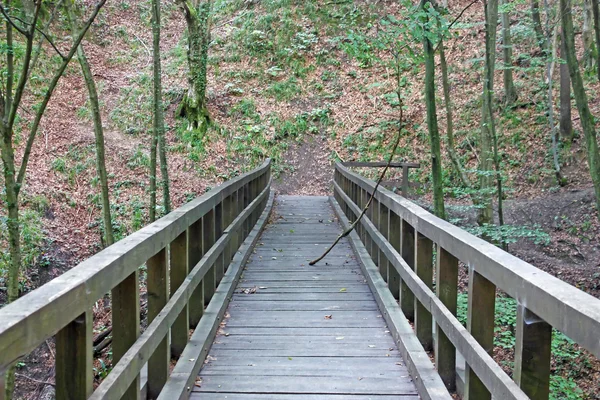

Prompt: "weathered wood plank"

[414,232,433,351]
[55,310,93,400]
[435,246,458,390]
[191,394,419,400]
[170,231,188,358]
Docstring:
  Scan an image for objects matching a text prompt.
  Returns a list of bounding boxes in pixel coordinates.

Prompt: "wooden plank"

[342,161,420,168]
[400,219,415,320]
[55,310,93,400]
[111,271,140,400]
[435,246,458,390]
[388,212,401,299]
[89,181,272,400]
[191,394,419,400]
[156,192,274,400]
[379,203,390,282]
[335,162,600,360]
[465,268,496,400]
[188,217,204,328]
[330,196,453,400]
[514,304,552,400]
[333,183,528,400]
[414,232,433,351]
[203,208,216,307]
[0,160,271,371]
[170,231,188,358]
[147,247,169,398]
[214,202,224,284]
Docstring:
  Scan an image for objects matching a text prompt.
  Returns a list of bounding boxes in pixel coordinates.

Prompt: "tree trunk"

[149,120,158,222]
[560,29,573,142]
[152,0,171,215]
[479,0,499,226]
[422,0,445,219]
[531,0,548,53]
[66,2,115,246]
[592,0,600,81]
[583,0,596,71]
[501,0,518,105]
[561,0,600,218]
[178,0,212,134]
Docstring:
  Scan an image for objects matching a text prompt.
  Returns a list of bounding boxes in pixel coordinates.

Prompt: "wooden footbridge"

[1,159,600,400]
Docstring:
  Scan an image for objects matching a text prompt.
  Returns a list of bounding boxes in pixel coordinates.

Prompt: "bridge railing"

[333,162,600,400]
[0,159,272,400]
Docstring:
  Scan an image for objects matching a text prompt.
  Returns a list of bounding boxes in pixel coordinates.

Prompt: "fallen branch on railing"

[309,100,403,266]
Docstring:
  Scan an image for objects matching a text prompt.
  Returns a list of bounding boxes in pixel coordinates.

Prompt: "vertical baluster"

[55,310,93,399]
[415,232,433,350]
[188,217,204,328]
[379,203,389,282]
[112,270,140,400]
[147,248,169,398]
[435,246,458,390]
[400,220,415,320]
[243,183,250,239]
[222,195,233,271]
[388,212,401,300]
[402,165,409,198]
[170,231,188,358]
[372,198,380,266]
[465,268,495,400]
[203,208,217,307]
[514,304,552,400]
[365,190,374,256]
[215,202,225,283]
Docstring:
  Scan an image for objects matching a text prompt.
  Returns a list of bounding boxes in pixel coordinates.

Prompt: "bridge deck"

[192,196,419,399]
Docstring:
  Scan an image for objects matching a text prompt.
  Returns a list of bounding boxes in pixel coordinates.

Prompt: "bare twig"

[0,4,29,37]
[309,100,404,266]
[433,0,481,53]
[9,13,66,59]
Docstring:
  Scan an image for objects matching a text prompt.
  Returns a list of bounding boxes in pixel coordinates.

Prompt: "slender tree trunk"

[66,2,115,246]
[561,0,600,218]
[479,0,499,226]
[152,0,171,215]
[583,0,596,71]
[560,29,573,142]
[592,0,600,80]
[178,0,212,134]
[440,39,471,188]
[501,0,518,105]
[422,0,445,219]
[531,0,548,53]
[149,124,158,222]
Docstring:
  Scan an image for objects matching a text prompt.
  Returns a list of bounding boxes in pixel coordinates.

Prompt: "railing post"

[222,194,234,271]
[188,218,204,328]
[170,231,188,358]
[379,203,389,282]
[203,208,217,307]
[435,246,458,390]
[514,304,552,400]
[55,310,93,399]
[402,165,409,197]
[465,268,496,400]
[388,212,401,300]
[400,220,415,320]
[415,232,433,350]
[215,201,225,283]
[147,248,169,398]
[112,271,140,400]
[370,198,380,266]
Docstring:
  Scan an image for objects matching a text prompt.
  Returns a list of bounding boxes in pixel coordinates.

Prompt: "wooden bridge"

[1,159,600,400]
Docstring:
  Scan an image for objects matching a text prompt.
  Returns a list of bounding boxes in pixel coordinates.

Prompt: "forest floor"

[3,0,600,398]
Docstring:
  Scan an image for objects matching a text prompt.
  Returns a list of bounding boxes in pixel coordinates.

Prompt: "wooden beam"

[401,219,415,320]
[388,212,401,300]
[147,248,169,398]
[342,161,420,168]
[514,304,551,399]
[203,209,216,307]
[414,232,433,351]
[55,310,93,400]
[435,246,458,391]
[112,271,140,400]
[188,218,204,328]
[170,231,188,358]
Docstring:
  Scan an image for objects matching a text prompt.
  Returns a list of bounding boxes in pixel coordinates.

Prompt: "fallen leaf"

[288,357,293,360]
[368,345,376,348]
[324,314,333,319]
[336,336,344,340]
[339,288,347,292]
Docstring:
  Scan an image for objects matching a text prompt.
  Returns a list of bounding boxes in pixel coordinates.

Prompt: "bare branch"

[16,0,108,191]
[0,4,29,37]
[9,13,67,59]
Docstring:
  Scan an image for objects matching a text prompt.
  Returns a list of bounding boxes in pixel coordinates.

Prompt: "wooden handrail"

[333,161,600,400]
[0,159,272,399]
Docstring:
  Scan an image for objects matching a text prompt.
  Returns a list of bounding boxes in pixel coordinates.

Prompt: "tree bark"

[177,0,212,134]
[422,0,445,219]
[560,29,573,142]
[479,0,499,226]
[66,1,115,246]
[583,0,596,71]
[531,0,548,53]
[592,0,600,81]
[152,0,171,215]
[501,0,518,105]
[561,0,600,218]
